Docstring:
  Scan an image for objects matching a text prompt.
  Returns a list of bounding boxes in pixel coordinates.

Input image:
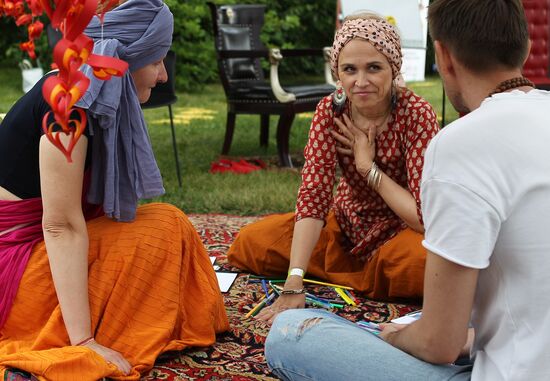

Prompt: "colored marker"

[302,278,354,290]
[261,280,271,304]
[334,287,355,306]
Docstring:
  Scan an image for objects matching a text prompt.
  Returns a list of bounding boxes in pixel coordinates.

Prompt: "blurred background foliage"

[0,0,437,91]
[164,0,337,91]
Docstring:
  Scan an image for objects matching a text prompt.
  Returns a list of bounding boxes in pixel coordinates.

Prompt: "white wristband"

[288,268,305,278]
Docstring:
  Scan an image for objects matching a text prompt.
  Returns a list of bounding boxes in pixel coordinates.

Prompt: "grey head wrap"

[76,0,173,222]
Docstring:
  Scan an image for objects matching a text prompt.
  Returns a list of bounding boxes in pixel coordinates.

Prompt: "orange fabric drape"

[228,212,425,300]
[0,203,228,381]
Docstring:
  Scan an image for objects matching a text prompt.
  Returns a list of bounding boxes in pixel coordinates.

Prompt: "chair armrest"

[269,48,296,103]
[275,47,336,87]
[281,46,336,86]
[323,47,336,86]
[219,48,335,103]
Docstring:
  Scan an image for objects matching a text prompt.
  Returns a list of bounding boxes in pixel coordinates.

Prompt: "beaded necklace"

[488,76,535,97]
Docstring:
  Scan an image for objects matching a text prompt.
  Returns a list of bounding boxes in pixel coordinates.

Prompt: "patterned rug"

[4,214,419,381]
[140,214,419,381]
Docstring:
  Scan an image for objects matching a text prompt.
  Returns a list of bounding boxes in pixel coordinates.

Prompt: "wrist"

[74,336,95,346]
[284,276,304,289]
[365,162,382,191]
[70,332,93,346]
[287,267,305,278]
[357,160,374,178]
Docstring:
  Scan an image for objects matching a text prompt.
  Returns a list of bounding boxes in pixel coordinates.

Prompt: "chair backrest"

[141,50,177,109]
[522,0,550,79]
[207,3,267,94]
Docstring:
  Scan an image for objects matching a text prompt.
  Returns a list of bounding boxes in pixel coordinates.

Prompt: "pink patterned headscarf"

[330,17,402,79]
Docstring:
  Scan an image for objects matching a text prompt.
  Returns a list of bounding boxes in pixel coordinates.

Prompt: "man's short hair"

[428,0,529,73]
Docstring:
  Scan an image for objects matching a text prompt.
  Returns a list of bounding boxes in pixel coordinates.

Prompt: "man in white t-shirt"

[381,0,550,379]
[264,0,550,380]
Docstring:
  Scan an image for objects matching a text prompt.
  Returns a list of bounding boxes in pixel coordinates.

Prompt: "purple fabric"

[0,198,43,329]
[77,0,173,221]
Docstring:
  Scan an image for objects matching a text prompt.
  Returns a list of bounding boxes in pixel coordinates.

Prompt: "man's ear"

[522,39,532,66]
[434,40,455,78]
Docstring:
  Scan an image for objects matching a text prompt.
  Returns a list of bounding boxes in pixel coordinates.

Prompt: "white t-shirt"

[421,89,550,380]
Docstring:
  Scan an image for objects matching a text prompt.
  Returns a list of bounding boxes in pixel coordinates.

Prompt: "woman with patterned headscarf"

[228,12,440,322]
[0,1,228,379]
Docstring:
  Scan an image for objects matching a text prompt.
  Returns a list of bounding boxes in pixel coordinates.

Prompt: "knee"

[232,221,256,244]
[228,221,261,259]
[138,202,187,220]
[265,309,332,366]
[136,203,197,237]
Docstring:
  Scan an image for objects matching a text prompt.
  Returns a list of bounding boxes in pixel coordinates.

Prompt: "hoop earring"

[332,81,347,117]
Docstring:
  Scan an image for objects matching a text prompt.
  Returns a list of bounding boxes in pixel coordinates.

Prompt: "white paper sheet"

[215,272,238,293]
[391,310,422,324]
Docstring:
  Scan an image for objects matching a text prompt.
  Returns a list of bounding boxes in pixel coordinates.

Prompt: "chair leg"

[168,105,182,188]
[222,111,236,155]
[260,114,269,148]
[276,113,295,168]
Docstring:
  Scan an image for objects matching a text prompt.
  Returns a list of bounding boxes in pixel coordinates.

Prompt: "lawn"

[0,66,458,215]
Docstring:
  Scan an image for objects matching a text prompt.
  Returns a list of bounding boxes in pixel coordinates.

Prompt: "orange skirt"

[0,203,228,381]
[227,212,425,300]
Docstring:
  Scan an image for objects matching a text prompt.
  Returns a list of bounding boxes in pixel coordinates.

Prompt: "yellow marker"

[302,278,353,290]
[334,287,356,306]
[245,292,273,318]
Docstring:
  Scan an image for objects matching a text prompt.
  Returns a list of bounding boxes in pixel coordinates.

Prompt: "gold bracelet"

[366,162,382,191]
[367,162,377,189]
[281,288,305,295]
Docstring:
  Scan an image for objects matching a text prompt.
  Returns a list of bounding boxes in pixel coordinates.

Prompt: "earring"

[390,83,398,110]
[332,81,347,117]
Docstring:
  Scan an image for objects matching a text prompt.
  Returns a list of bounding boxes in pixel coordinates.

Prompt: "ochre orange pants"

[228,212,426,301]
[0,203,228,381]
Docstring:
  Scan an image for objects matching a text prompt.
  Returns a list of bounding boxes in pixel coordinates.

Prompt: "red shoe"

[245,158,267,169]
[220,159,257,173]
[238,159,261,171]
[209,160,233,174]
[210,159,259,174]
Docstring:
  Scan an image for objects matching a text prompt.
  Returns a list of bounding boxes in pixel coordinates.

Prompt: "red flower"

[20,39,36,59]
[28,20,44,39]
[4,0,25,18]
[26,0,43,16]
[15,12,32,26]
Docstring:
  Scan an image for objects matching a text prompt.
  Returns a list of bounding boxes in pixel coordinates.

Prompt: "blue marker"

[261,280,271,304]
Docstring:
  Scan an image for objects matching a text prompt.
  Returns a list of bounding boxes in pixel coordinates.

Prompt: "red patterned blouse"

[295,89,439,260]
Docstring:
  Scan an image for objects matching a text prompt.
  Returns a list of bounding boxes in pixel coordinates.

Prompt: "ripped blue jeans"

[265,309,472,381]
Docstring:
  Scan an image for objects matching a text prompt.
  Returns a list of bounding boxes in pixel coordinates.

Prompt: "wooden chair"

[523,0,550,90]
[207,2,335,167]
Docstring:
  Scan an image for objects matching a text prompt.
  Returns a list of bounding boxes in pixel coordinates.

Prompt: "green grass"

[0,66,458,215]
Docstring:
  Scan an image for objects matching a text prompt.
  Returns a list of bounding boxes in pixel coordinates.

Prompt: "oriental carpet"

[4,214,418,381]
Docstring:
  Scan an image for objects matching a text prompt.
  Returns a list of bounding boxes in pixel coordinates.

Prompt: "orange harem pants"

[227,212,426,300]
[0,203,229,381]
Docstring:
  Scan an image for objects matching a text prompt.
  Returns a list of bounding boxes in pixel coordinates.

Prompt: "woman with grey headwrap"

[228,12,440,323]
[0,1,228,378]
